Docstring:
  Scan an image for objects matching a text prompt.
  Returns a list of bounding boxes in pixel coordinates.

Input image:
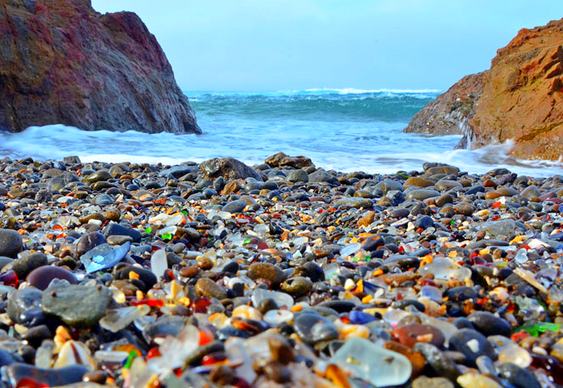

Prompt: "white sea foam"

[189,88,441,98]
[0,124,560,178]
[301,88,443,95]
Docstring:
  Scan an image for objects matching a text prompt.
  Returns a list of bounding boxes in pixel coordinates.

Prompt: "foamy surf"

[1,90,560,178]
[0,124,560,178]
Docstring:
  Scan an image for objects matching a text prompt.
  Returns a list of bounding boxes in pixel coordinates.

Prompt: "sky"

[92,0,561,92]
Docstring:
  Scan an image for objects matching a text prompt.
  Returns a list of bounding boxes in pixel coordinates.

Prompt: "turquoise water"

[0,89,560,176]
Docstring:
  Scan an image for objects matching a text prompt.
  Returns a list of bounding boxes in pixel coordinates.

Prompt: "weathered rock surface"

[468,19,562,160]
[199,158,262,181]
[0,0,200,134]
[41,284,112,327]
[406,19,562,160]
[405,73,485,136]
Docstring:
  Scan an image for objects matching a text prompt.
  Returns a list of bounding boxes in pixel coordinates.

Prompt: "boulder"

[199,158,262,181]
[405,19,562,160]
[0,0,200,134]
[405,73,485,136]
[265,152,314,169]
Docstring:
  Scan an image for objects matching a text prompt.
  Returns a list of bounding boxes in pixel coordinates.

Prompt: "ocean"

[0,89,561,177]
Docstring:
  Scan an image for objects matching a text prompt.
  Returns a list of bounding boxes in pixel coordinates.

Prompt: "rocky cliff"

[0,0,200,134]
[405,72,485,137]
[406,19,562,160]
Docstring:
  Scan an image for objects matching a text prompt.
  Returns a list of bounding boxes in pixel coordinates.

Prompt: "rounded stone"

[412,376,454,388]
[295,262,325,282]
[393,323,445,348]
[294,312,338,344]
[7,288,44,326]
[103,223,141,243]
[468,311,512,337]
[115,266,157,292]
[497,363,541,388]
[406,189,440,201]
[195,278,227,300]
[222,199,247,213]
[286,169,309,183]
[41,284,112,327]
[280,276,313,297]
[449,329,496,365]
[11,252,48,279]
[0,229,23,258]
[415,215,434,229]
[4,364,89,387]
[247,263,286,285]
[435,194,454,207]
[404,177,435,188]
[445,286,478,302]
[84,170,112,183]
[76,232,107,256]
[27,266,78,291]
[415,343,461,381]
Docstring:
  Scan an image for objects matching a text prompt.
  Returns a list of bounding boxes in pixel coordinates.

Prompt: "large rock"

[405,19,562,160]
[0,229,23,258]
[265,152,314,169]
[41,283,112,327]
[0,0,200,134]
[199,158,262,181]
[405,73,485,136]
[467,20,562,160]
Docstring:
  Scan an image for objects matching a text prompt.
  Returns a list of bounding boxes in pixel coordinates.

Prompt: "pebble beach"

[0,153,561,387]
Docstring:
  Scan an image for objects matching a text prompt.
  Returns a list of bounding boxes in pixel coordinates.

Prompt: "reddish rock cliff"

[406,19,562,160]
[0,0,200,134]
[405,73,485,137]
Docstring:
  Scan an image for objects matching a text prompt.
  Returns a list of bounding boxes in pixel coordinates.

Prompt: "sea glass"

[35,341,54,369]
[80,242,130,273]
[263,309,293,326]
[497,342,532,368]
[54,340,96,370]
[251,288,294,309]
[418,257,471,282]
[330,337,412,386]
[514,248,528,264]
[146,325,199,372]
[100,305,151,333]
[340,244,361,258]
[150,249,168,279]
[518,322,560,337]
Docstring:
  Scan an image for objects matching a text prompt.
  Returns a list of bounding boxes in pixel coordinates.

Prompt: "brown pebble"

[197,256,214,270]
[180,265,200,278]
[221,180,241,195]
[269,336,295,365]
[357,211,375,227]
[392,323,445,348]
[247,263,286,285]
[195,278,227,299]
[103,209,121,221]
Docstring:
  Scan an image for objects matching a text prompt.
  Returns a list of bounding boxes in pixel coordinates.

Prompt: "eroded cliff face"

[468,20,562,160]
[0,0,200,134]
[406,19,562,160]
[405,73,486,137]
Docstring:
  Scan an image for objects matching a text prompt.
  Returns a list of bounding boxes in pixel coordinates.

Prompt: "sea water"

[0,89,561,177]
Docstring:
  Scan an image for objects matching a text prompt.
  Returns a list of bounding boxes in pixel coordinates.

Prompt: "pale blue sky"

[92,0,561,91]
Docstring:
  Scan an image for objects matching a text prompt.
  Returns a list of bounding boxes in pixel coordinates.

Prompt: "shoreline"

[0,153,561,386]
[1,124,562,180]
